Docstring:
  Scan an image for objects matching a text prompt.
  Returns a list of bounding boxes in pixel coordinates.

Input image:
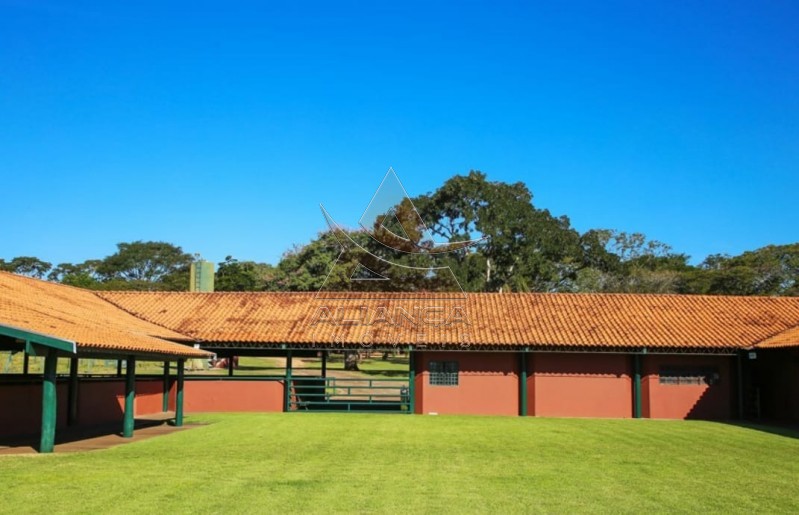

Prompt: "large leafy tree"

[0,256,52,279]
[575,230,690,293]
[96,241,192,283]
[274,232,354,292]
[84,241,193,291]
[682,244,799,296]
[215,256,277,292]
[47,260,102,288]
[414,171,582,292]
[4,171,795,301]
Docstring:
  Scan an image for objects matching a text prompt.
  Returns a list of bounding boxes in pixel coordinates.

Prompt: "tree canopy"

[6,241,195,291]
[2,172,797,296]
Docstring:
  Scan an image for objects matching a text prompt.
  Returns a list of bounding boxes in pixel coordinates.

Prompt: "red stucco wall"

[642,355,733,420]
[0,377,170,438]
[76,379,125,426]
[0,382,68,437]
[181,380,284,412]
[0,350,742,440]
[76,378,166,425]
[415,351,519,416]
[134,379,164,415]
[531,353,633,418]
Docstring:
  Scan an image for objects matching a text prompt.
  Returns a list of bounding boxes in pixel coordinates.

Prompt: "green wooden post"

[633,354,642,419]
[227,355,234,377]
[321,352,327,378]
[39,352,58,453]
[123,356,136,438]
[23,351,29,375]
[116,359,122,377]
[284,350,293,412]
[408,348,415,414]
[67,357,79,426]
[175,359,185,427]
[162,361,170,412]
[519,350,528,417]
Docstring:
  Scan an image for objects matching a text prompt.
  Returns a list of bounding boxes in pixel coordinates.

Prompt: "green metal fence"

[287,376,410,413]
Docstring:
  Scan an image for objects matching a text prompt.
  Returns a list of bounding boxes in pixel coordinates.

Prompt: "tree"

[344,351,360,371]
[415,171,582,292]
[7,172,791,303]
[579,229,622,273]
[0,256,53,279]
[216,256,276,291]
[572,230,690,293]
[273,232,354,292]
[95,241,194,291]
[682,244,799,296]
[47,260,102,288]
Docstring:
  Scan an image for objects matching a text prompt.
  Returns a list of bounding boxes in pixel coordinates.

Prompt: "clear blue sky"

[1,1,797,266]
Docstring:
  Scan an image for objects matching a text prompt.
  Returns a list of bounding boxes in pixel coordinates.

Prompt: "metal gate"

[287,376,410,413]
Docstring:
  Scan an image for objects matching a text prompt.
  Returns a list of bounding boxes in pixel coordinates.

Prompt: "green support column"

[23,352,29,375]
[175,359,185,427]
[633,354,642,419]
[284,350,293,412]
[408,348,415,414]
[67,357,79,426]
[162,361,170,412]
[39,352,58,453]
[227,355,234,377]
[123,356,136,438]
[321,352,327,378]
[519,350,528,417]
[116,359,122,377]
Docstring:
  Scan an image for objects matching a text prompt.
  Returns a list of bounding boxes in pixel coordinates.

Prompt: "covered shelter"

[97,290,799,421]
[4,271,799,436]
[0,272,210,452]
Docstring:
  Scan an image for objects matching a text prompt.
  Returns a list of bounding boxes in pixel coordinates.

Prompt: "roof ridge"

[95,290,799,302]
[5,271,799,302]
[0,270,103,295]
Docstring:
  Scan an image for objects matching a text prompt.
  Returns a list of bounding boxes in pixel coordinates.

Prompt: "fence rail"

[288,376,410,413]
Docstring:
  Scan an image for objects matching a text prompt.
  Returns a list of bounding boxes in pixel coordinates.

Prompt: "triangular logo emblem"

[350,263,389,281]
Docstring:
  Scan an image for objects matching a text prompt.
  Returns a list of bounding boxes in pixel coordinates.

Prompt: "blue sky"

[1,1,797,267]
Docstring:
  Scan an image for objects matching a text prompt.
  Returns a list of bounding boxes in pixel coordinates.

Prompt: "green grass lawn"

[2,414,798,513]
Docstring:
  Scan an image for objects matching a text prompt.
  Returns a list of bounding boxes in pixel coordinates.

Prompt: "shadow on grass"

[0,416,175,453]
[722,420,799,440]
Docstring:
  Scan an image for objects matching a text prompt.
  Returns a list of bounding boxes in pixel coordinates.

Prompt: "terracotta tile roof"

[0,272,208,359]
[97,291,799,351]
[756,324,799,348]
